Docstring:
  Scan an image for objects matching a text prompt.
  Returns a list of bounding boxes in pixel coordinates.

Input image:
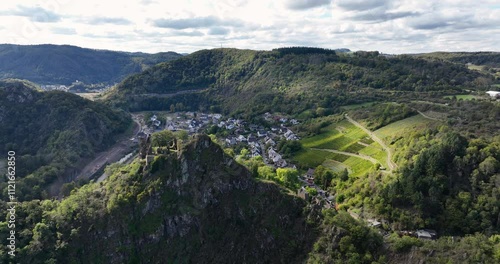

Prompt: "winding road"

[131,89,207,98]
[344,115,397,171]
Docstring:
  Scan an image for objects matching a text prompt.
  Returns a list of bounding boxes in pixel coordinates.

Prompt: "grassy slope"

[294,111,441,178]
[294,119,386,176]
[374,114,437,142]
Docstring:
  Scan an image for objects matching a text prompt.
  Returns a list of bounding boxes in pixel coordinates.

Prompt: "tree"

[306,186,318,196]
[276,168,299,189]
[151,130,174,147]
[314,165,335,189]
[340,169,349,181]
[258,166,276,180]
[173,130,189,141]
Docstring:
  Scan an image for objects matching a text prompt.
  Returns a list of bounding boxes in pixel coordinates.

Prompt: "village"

[136,110,439,241]
[136,111,300,168]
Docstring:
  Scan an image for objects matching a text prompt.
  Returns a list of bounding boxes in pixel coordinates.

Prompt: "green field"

[443,94,481,100]
[374,114,437,142]
[293,119,388,177]
[339,156,375,177]
[301,120,367,150]
[322,159,349,173]
[293,149,338,168]
[293,114,436,177]
[340,102,377,110]
[467,64,484,71]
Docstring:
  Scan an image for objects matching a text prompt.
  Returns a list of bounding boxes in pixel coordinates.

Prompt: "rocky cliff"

[9,135,316,263]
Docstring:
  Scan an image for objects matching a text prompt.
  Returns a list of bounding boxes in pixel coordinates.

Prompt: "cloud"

[51,27,77,35]
[84,17,132,25]
[285,0,331,10]
[410,20,450,30]
[405,12,499,32]
[334,0,390,11]
[82,32,131,39]
[208,27,230,35]
[0,5,61,22]
[151,16,244,29]
[175,30,205,37]
[350,10,420,22]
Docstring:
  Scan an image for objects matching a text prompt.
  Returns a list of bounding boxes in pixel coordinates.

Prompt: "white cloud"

[0,0,497,54]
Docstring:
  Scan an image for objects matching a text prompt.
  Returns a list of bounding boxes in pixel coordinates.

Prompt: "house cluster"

[263,112,300,126]
[297,186,335,209]
[297,168,335,209]
[267,148,287,167]
[41,84,69,91]
[223,116,299,168]
[148,112,223,134]
[150,114,162,128]
[144,111,301,169]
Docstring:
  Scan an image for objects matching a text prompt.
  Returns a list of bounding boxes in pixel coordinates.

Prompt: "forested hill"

[415,52,500,68]
[106,47,493,114]
[0,44,183,85]
[0,135,316,263]
[0,79,131,200]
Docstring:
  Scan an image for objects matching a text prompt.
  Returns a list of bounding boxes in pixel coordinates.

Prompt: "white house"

[486,91,500,99]
[225,138,236,146]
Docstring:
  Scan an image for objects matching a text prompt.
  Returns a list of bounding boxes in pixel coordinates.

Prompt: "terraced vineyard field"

[374,114,437,142]
[294,119,387,177]
[294,113,439,177]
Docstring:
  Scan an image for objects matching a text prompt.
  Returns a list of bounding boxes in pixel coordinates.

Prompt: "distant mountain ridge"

[106,47,491,115]
[0,44,183,85]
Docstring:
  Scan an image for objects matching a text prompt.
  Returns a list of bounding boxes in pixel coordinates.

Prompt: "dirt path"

[311,148,379,164]
[357,141,383,150]
[344,115,396,171]
[416,110,444,122]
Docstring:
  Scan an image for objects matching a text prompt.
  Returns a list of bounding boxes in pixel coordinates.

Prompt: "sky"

[0,0,499,54]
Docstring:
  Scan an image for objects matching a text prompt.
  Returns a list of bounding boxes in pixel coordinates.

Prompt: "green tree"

[314,165,335,189]
[276,168,299,189]
[151,130,174,147]
[258,166,276,181]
